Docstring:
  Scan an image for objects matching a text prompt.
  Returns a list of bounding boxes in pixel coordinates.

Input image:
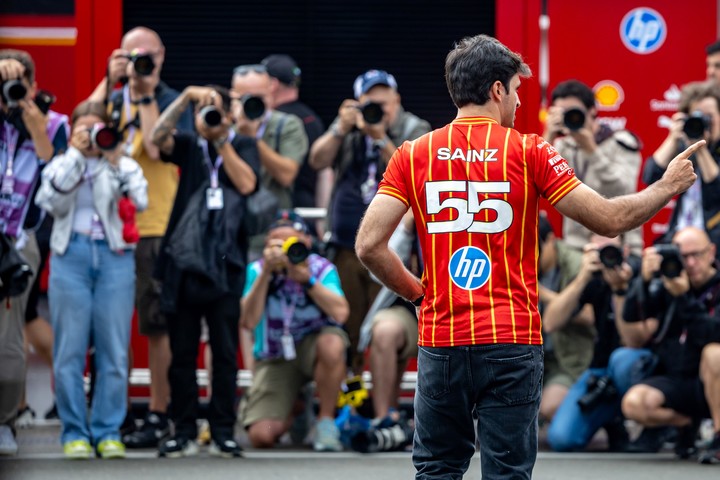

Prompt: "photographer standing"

[35,100,148,459]
[644,81,720,259]
[0,49,69,456]
[621,226,720,463]
[151,85,258,458]
[543,80,643,256]
[309,70,430,372]
[240,211,349,452]
[87,27,194,447]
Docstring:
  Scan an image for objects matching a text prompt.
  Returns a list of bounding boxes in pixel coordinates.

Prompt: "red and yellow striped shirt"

[377,116,581,346]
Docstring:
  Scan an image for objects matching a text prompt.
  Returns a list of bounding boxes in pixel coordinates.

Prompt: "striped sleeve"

[377,142,410,206]
[528,134,582,204]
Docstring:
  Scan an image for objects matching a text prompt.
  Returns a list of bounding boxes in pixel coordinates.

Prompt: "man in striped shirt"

[355,34,703,479]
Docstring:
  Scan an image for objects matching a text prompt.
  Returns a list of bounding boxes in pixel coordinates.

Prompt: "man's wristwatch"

[212,135,229,150]
[330,123,346,139]
[410,294,424,307]
[303,276,317,290]
[131,95,155,106]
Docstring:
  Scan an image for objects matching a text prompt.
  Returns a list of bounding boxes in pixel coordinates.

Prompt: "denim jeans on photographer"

[49,234,135,445]
[413,344,543,480]
[547,347,654,452]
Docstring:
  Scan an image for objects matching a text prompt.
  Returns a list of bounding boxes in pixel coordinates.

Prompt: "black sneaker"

[674,420,700,459]
[44,403,58,420]
[209,438,243,458]
[158,435,199,458]
[625,426,676,453]
[699,432,720,465]
[123,412,170,449]
[119,410,137,438]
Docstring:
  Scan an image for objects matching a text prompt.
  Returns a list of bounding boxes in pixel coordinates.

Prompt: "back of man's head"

[551,80,595,110]
[0,49,35,83]
[262,54,301,89]
[445,34,530,109]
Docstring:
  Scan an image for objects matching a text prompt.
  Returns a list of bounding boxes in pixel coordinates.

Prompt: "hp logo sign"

[620,7,666,55]
[448,246,491,291]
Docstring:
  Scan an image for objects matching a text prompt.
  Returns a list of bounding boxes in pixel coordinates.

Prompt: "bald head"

[121,27,163,51]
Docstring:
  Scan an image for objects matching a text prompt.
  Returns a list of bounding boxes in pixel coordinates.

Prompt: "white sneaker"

[313,417,343,452]
[0,425,18,456]
[15,406,36,429]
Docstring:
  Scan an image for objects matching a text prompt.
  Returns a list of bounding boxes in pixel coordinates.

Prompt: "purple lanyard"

[201,140,223,189]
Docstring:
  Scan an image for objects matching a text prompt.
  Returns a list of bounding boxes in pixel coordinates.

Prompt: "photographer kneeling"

[621,226,720,463]
[241,211,349,452]
[544,235,654,452]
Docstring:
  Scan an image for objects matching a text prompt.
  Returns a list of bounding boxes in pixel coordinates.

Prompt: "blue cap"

[353,70,398,99]
[267,209,310,234]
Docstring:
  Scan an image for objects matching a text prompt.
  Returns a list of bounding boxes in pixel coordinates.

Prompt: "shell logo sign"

[593,80,625,111]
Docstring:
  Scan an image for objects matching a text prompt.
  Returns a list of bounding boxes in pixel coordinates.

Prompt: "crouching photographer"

[240,211,350,452]
[544,235,654,452]
[621,226,720,463]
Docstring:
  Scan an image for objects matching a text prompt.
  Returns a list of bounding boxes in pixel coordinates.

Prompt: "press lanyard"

[1,123,20,195]
[280,293,297,336]
[255,111,272,140]
[201,139,223,188]
[122,86,138,149]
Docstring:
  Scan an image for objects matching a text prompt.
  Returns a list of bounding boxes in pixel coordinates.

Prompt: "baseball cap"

[267,209,310,234]
[353,69,398,99]
[261,54,301,87]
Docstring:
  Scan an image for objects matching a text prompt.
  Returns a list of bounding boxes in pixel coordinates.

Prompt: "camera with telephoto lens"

[200,105,223,127]
[683,111,711,139]
[598,244,623,269]
[90,123,121,151]
[563,107,586,131]
[126,52,155,77]
[1,79,28,108]
[282,236,309,265]
[654,243,684,278]
[239,94,265,120]
[359,101,384,125]
[577,374,617,412]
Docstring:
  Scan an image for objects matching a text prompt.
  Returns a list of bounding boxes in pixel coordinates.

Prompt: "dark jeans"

[413,344,543,480]
[167,293,240,440]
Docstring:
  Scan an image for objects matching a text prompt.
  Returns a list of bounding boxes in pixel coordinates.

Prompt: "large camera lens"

[655,244,684,278]
[286,241,309,265]
[683,111,711,139]
[598,245,623,269]
[563,108,586,131]
[90,123,121,151]
[131,54,155,76]
[2,80,28,107]
[360,101,384,125]
[200,105,223,127]
[241,95,266,120]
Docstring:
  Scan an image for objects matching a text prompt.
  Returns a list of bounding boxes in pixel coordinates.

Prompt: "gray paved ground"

[4,341,718,479]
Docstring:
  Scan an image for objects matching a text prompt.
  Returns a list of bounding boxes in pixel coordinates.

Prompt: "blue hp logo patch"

[620,7,666,55]
[448,246,490,291]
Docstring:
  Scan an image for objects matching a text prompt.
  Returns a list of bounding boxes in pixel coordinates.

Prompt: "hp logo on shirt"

[620,7,666,55]
[448,246,490,291]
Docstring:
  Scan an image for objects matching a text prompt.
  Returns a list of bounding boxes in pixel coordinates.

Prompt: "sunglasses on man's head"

[233,64,267,76]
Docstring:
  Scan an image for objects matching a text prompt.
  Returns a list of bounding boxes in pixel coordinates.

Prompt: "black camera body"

[239,94,265,121]
[359,101,384,125]
[655,243,684,278]
[563,107,586,131]
[1,79,28,108]
[577,374,617,412]
[127,53,155,77]
[90,123,121,151]
[683,111,711,139]
[282,236,310,265]
[199,105,223,127]
[598,244,623,269]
